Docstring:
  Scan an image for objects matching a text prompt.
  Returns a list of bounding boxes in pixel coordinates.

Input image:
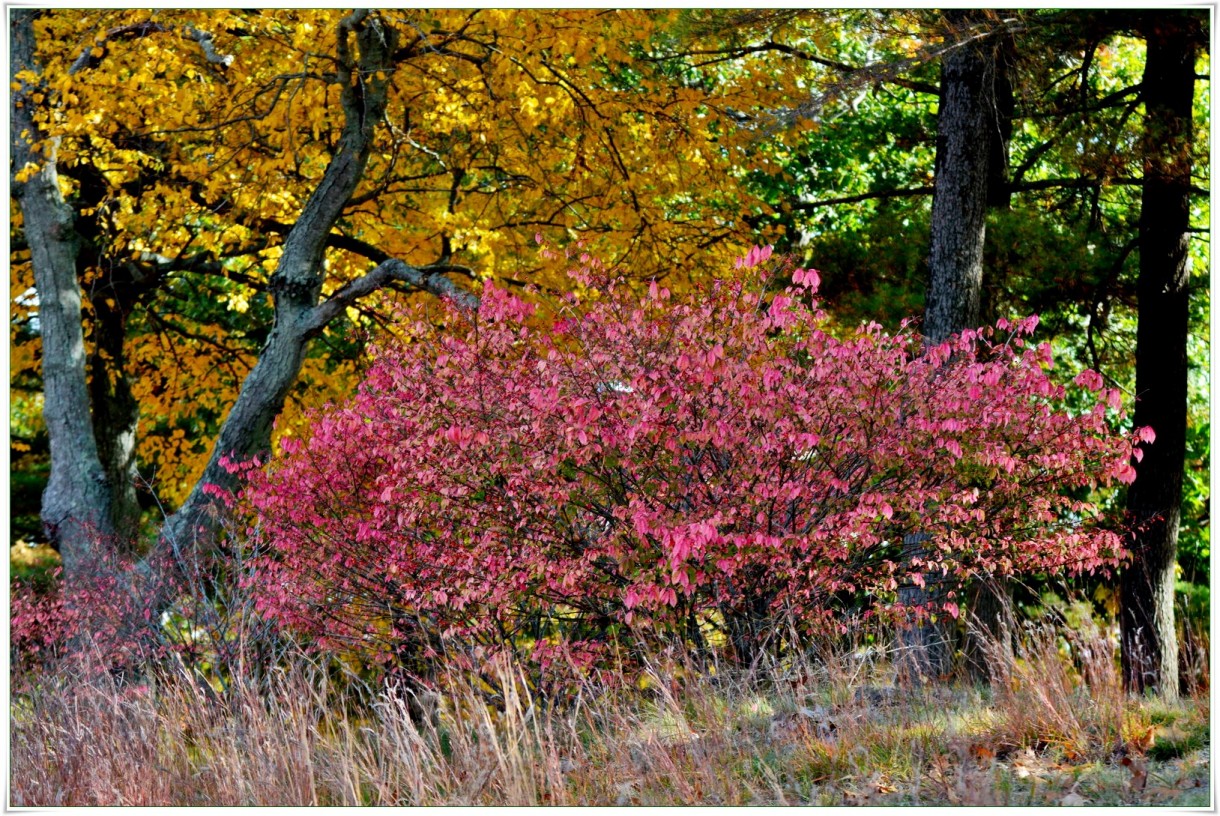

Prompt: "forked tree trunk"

[1120,13,1201,700]
[15,11,467,624]
[153,12,400,582]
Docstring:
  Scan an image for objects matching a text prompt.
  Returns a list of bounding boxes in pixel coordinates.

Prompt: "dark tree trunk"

[904,10,1007,683]
[923,9,998,344]
[986,28,1015,211]
[1120,14,1201,700]
[89,297,142,545]
[71,149,146,548]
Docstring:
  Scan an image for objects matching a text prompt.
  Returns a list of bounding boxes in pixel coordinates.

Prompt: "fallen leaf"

[1121,755,1149,793]
[1059,792,1087,806]
[969,743,997,763]
[1010,746,1046,779]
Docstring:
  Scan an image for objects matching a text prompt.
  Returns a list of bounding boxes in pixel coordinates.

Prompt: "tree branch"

[183,26,234,67]
[789,186,936,210]
[653,39,940,97]
[69,21,233,75]
[304,259,479,335]
[781,176,1208,215]
[1010,177,1209,197]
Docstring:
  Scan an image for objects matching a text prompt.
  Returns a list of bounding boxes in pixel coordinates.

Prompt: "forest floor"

[9,628,1212,807]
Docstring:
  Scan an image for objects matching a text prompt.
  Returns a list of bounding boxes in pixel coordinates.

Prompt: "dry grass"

[10,622,1211,807]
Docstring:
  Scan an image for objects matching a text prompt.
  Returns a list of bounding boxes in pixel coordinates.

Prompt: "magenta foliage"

[10,550,180,679]
[244,248,1142,661]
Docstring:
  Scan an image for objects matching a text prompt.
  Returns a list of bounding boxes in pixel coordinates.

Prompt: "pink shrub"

[10,540,229,683]
[244,248,1141,665]
[11,558,160,680]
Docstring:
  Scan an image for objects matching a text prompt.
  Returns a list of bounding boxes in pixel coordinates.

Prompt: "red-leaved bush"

[10,528,266,685]
[10,554,168,682]
[244,247,1143,666]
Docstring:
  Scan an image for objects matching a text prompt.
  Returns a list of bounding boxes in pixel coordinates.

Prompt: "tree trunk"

[923,9,997,343]
[896,533,953,681]
[70,148,146,548]
[1120,14,1200,700]
[89,297,142,545]
[19,11,476,629]
[986,27,1015,212]
[904,10,1005,683]
[11,10,115,583]
[153,12,401,580]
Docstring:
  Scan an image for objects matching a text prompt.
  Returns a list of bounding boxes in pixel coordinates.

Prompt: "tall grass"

[10,616,1210,807]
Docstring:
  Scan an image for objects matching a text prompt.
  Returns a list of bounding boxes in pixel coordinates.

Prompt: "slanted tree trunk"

[11,10,115,583]
[148,13,476,593]
[1120,13,1201,700]
[154,11,401,575]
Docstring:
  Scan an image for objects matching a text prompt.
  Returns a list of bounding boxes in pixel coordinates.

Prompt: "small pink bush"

[244,248,1141,665]
[10,557,160,680]
[10,540,231,682]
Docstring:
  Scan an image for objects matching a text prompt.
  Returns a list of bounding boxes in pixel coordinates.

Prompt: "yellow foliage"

[16,8,840,508]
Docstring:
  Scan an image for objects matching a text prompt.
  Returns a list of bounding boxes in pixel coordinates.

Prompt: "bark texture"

[89,296,142,544]
[1120,13,1201,699]
[18,10,474,626]
[11,10,115,581]
[903,10,1007,682]
[924,9,999,344]
[158,11,403,564]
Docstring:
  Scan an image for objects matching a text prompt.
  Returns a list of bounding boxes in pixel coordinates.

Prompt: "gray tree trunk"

[17,11,476,631]
[154,11,401,576]
[1120,13,1201,700]
[11,10,115,583]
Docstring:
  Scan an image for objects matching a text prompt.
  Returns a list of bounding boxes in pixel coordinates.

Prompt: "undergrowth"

[9,616,1211,807]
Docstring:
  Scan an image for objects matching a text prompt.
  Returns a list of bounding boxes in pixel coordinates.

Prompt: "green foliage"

[1174,580,1209,631]
[9,544,60,593]
[689,11,1210,589]
[9,459,48,547]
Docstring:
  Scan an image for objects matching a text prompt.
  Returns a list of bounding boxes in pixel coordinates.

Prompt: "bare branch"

[790,186,935,210]
[657,40,941,97]
[184,25,234,67]
[787,176,1208,213]
[305,259,479,334]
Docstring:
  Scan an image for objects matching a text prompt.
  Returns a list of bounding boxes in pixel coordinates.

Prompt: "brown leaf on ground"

[969,742,997,764]
[1010,746,1050,780]
[1121,755,1149,794]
